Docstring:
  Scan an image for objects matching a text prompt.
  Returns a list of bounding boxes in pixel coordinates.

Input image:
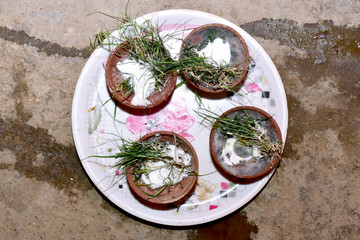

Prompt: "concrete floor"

[1,0,359,239]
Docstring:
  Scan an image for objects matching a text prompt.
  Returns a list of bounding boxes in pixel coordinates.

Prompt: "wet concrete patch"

[0,26,92,58]
[0,117,92,195]
[280,56,360,161]
[241,18,360,98]
[189,211,258,240]
[240,18,360,161]
[291,129,360,239]
[0,56,92,195]
[0,162,13,170]
[13,63,33,122]
[234,18,360,239]
[241,18,360,59]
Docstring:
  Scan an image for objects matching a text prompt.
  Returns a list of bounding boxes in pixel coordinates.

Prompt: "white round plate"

[72,9,288,226]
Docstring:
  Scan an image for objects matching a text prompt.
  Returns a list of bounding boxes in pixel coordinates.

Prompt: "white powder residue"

[116,59,155,106]
[141,144,192,189]
[221,137,262,165]
[196,38,231,66]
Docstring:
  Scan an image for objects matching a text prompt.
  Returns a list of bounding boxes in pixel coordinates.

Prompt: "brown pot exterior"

[180,23,250,98]
[126,131,198,209]
[105,44,177,115]
[209,106,282,183]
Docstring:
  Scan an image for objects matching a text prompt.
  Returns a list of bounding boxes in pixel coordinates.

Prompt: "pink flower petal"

[245,82,262,92]
[125,96,195,141]
[178,132,195,142]
[126,115,148,134]
[158,110,195,133]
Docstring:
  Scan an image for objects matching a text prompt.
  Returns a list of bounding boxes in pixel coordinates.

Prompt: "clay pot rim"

[105,43,178,112]
[180,23,250,95]
[209,106,283,182]
[126,131,199,208]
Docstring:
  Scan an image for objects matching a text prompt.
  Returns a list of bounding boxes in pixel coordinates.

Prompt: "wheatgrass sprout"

[91,12,179,91]
[197,108,282,161]
[91,11,250,93]
[91,136,196,198]
[180,45,247,91]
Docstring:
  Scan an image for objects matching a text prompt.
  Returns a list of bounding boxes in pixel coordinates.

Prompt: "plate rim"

[71,9,288,226]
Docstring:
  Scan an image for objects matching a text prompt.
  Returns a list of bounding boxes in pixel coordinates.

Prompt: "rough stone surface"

[1,0,359,239]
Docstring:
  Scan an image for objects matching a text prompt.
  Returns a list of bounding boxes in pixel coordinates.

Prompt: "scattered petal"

[125,97,195,139]
[88,106,96,112]
[244,82,262,92]
[126,115,148,134]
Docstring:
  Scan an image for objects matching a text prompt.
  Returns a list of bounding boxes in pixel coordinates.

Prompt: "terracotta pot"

[209,106,282,183]
[180,23,250,98]
[126,131,198,209]
[105,43,177,115]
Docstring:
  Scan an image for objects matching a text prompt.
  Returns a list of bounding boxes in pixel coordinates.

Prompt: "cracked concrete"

[1,0,359,239]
